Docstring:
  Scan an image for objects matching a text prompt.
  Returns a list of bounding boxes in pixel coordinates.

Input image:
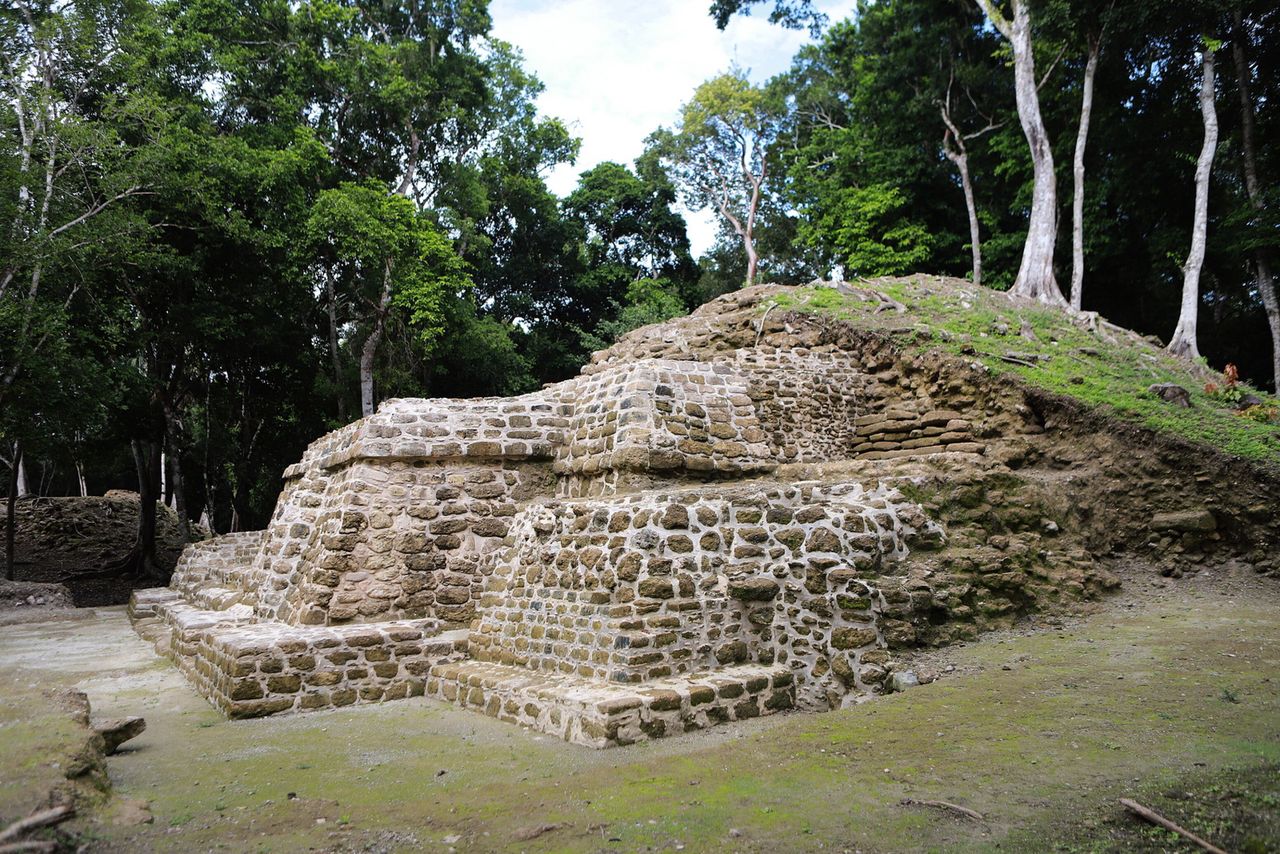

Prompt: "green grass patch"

[770,277,1280,466]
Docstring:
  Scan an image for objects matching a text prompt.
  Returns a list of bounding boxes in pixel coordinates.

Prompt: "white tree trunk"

[1168,51,1218,361]
[1070,37,1101,312]
[1255,258,1280,392]
[15,457,30,498]
[359,328,381,418]
[1232,12,1280,393]
[940,84,997,289]
[159,449,168,505]
[942,130,983,289]
[943,148,983,288]
[325,270,347,422]
[360,259,395,418]
[977,0,1067,306]
[743,232,760,288]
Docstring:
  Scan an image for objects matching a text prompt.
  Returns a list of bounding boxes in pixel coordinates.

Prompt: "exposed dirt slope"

[5,493,190,606]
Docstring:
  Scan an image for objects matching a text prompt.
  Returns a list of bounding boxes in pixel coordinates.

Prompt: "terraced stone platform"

[130,283,1062,746]
[131,589,468,717]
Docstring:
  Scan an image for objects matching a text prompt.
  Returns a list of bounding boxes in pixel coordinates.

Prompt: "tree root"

[851,279,907,313]
[1120,798,1226,854]
[899,797,985,822]
[0,804,74,849]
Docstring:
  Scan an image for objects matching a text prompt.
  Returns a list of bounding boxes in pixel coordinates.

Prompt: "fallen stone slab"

[93,716,146,754]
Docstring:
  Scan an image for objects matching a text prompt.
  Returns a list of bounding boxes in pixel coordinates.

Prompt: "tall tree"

[654,71,781,288]
[0,0,154,414]
[1067,6,1112,311]
[1168,43,1220,360]
[308,182,469,416]
[939,72,1003,288]
[973,0,1068,306]
[1230,7,1280,391]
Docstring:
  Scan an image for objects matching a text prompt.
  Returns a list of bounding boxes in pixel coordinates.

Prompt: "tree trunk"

[940,84,995,289]
[977,0,1067,306]
[958,154,982,289]
[132,439,165,582]
[1070,35,1101,312]
[163,410,191,544]
[1255,257,1280,394]
[1168,51,1218,361]
[743,232,759,289]
[326,270,348,422]
[1232,10,1280,393]
[160,449,169,507]
[230,475,253,534]
[170,453,189,544]
[942,136,983,288]
[6,442,21,582]
[359,258,395,418]
[201,378,217,536]
[15,456,30,498]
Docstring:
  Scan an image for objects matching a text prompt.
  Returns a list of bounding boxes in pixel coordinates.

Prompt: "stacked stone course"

[464,482,942,710]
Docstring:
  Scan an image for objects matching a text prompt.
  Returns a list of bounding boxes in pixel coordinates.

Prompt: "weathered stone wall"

[738,350,869,463]
[279,461,554,626]
[232,352,902,630]
[170,531,267,610]
[131,589,467,718]
[250,458,557,627]
[469,482,944,708]
[554,359,776,490]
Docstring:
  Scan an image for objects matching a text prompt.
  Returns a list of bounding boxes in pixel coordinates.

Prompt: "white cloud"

[489,0,844,255]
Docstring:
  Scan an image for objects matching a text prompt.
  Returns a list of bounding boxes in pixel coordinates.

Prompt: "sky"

[488,0,848,256]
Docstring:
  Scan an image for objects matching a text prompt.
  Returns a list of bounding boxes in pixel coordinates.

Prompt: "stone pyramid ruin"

[131,281,1272,747]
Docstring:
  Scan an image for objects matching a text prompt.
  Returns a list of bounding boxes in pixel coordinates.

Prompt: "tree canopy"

[1,0,1276,571]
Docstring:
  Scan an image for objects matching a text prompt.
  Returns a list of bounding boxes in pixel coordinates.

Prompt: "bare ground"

[1,562,1278,853]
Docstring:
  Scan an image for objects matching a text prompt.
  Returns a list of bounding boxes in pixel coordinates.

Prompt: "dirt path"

[2,567,1278,853]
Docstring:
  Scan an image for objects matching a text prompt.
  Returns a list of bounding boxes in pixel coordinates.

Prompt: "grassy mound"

[768,276,1280,467]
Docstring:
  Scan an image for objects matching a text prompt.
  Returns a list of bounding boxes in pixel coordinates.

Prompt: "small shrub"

[1239,403,1279,425]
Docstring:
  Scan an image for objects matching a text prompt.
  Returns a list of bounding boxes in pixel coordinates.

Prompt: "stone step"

[128,587,181,621]
[128,586,469,718]
[161,601,256,638]
[425,660,795,748]
[189,586,247,611]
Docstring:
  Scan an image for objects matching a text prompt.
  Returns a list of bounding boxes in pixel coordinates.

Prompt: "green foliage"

[651,70,782,285]
[308,181,470,349]
[796,182,933,277]
[428,298,534,397]
[708,0,825,35]
[579,278,689,353]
